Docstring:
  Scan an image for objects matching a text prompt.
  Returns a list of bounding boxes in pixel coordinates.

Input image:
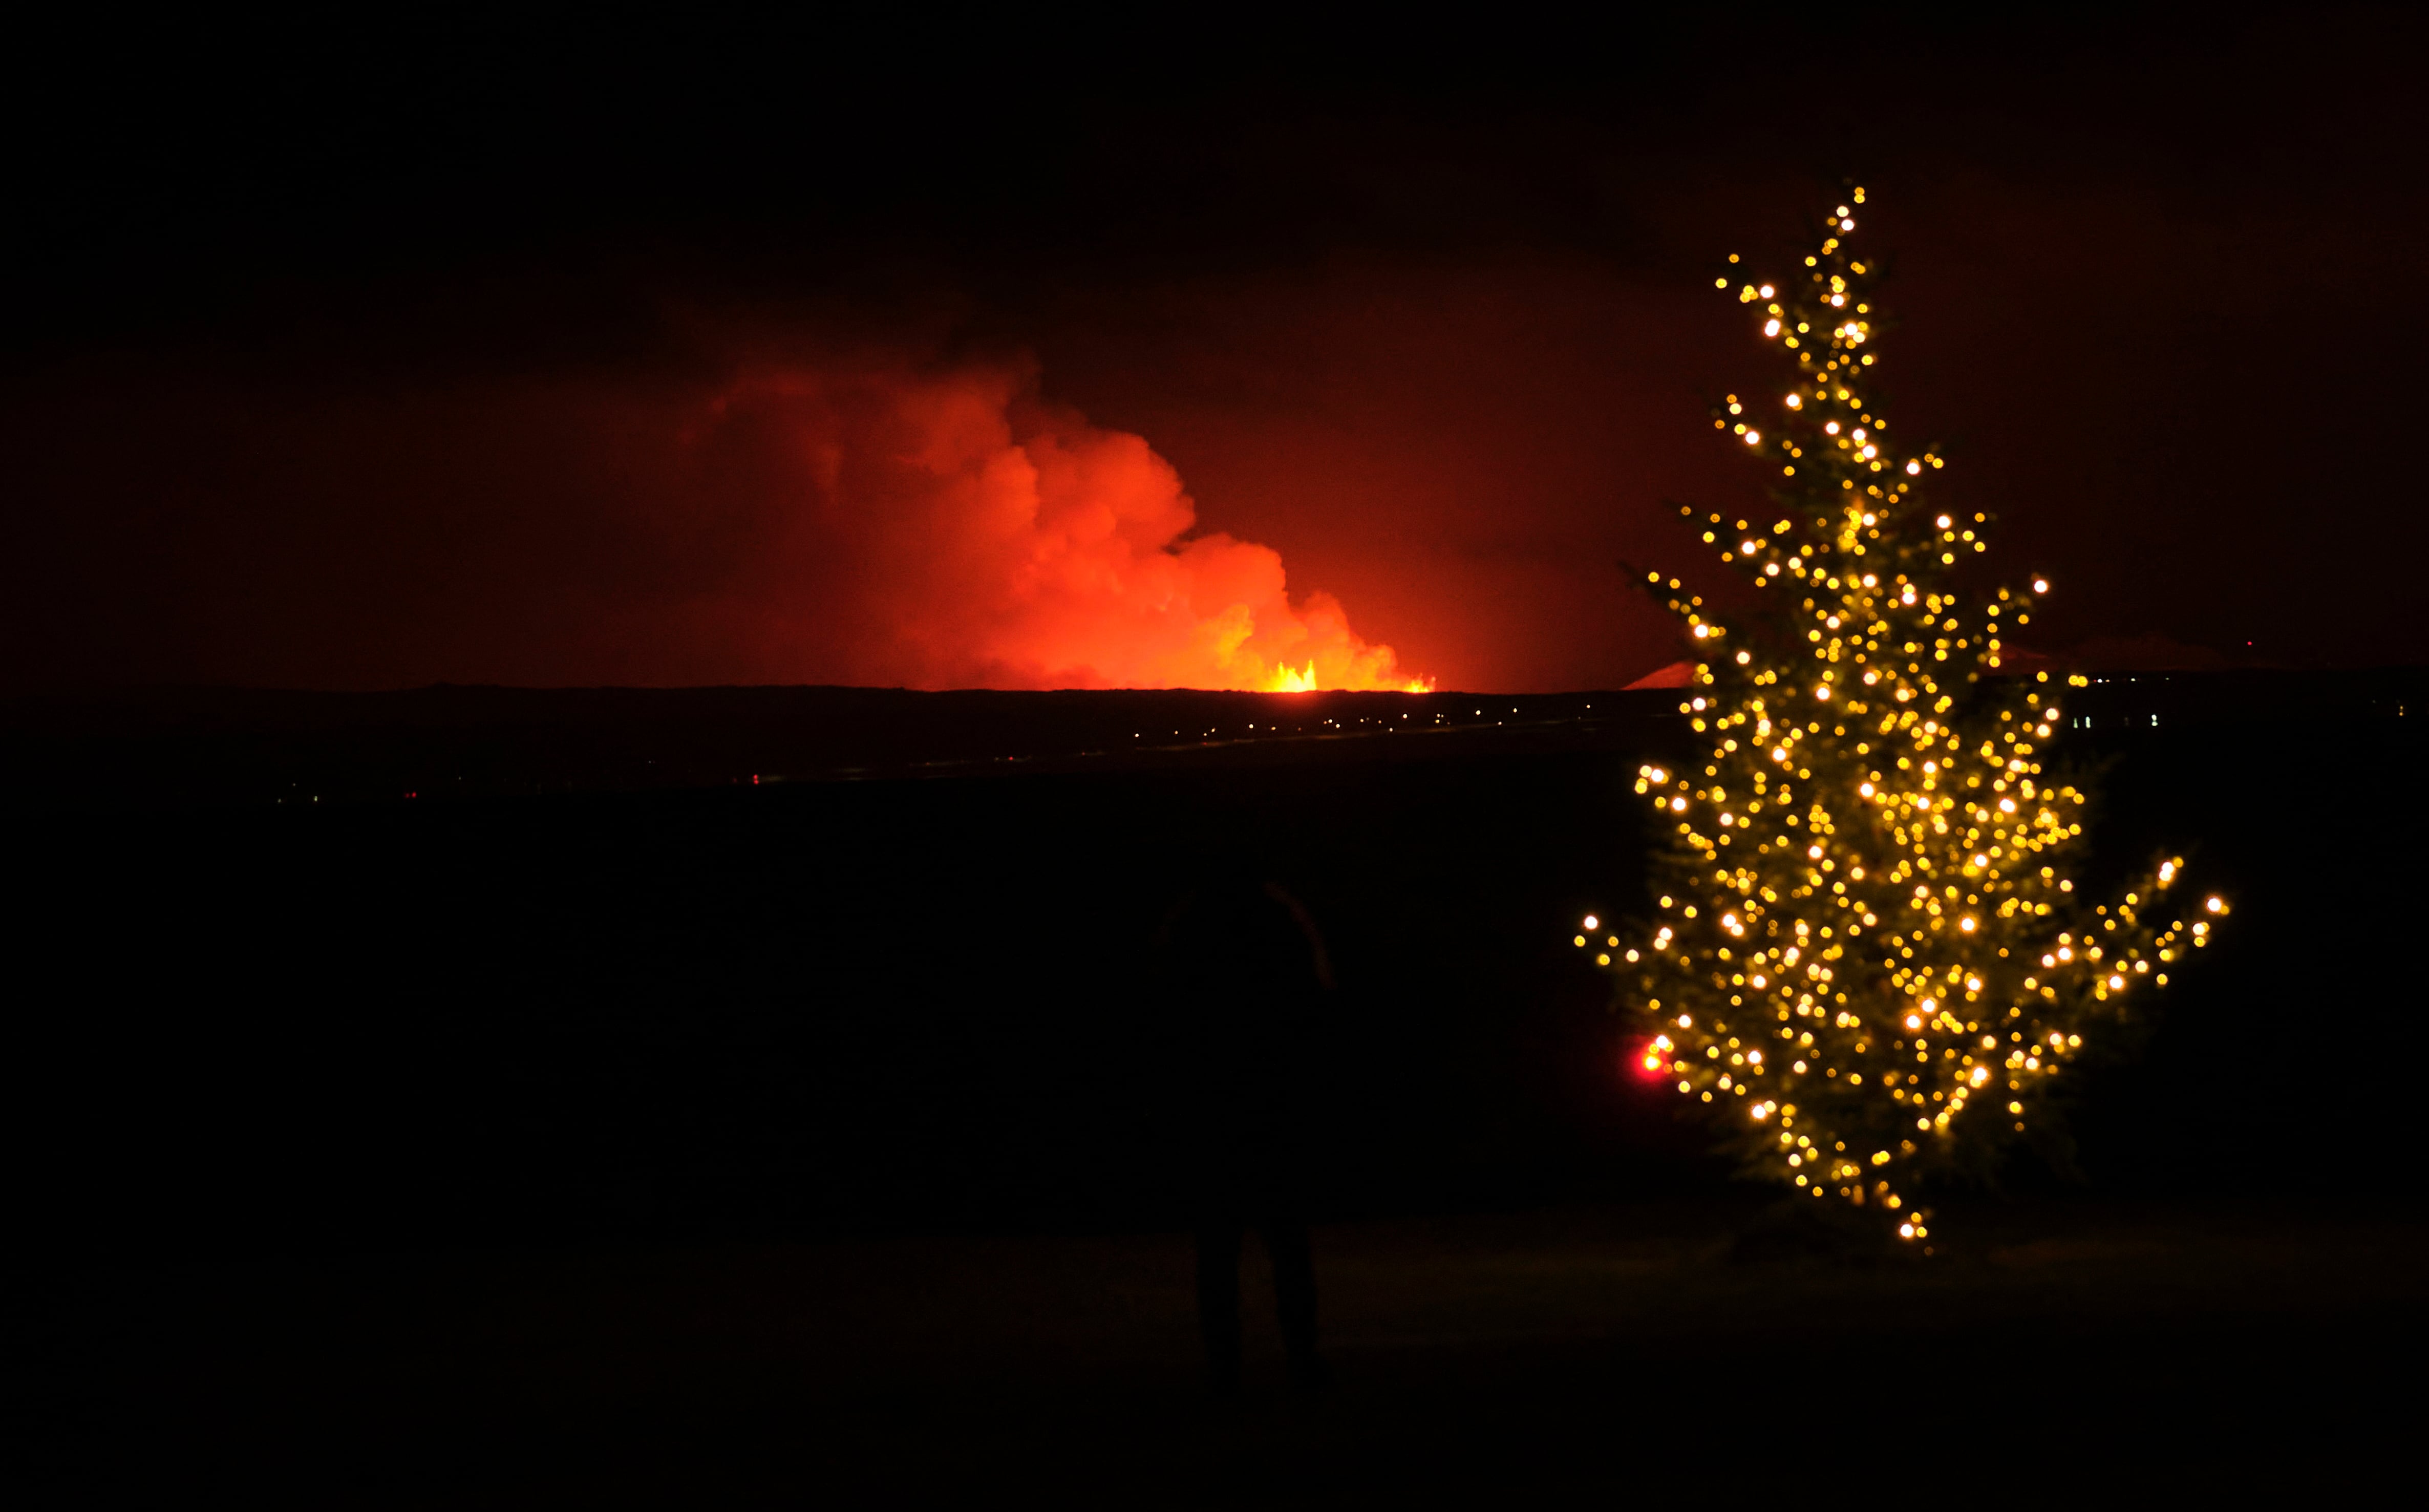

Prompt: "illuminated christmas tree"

[1578,187,2227,1241]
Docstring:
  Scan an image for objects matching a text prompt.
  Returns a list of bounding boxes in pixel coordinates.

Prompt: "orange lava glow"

[700,362,1428,691]
[1261,660,1431,694]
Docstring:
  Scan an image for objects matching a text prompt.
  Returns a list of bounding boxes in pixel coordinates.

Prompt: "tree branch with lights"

[1579,188,2227,1242]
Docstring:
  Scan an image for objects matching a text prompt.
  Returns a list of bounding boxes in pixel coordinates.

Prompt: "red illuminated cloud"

[1,355,1425,693]
[685,361,1424,690]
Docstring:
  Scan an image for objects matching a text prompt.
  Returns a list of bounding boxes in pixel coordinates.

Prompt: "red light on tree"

[1627,1039,1668,1080]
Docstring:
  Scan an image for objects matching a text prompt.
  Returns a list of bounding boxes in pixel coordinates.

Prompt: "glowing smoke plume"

[695,361,1426,691]
[0,353,1427,692]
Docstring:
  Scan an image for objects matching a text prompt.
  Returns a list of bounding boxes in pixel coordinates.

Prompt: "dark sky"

[6,6,2423,691]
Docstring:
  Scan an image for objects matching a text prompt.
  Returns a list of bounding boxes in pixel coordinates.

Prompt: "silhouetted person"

[1154,864,1334,1397]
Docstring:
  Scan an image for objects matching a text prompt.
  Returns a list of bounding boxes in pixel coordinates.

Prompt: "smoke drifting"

[2,355,1424,692]
[688,362,1422,691]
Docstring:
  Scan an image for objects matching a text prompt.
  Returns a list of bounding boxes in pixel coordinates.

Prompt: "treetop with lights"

[1579,187,2226,1241]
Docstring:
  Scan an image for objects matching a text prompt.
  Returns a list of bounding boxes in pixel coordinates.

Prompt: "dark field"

[10,673,2423,1498]
[35,1198,2422,1500]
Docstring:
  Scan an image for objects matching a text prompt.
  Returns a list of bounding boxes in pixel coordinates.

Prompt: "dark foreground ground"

[9,674,2423,1500]
[25,1194,2423,1502]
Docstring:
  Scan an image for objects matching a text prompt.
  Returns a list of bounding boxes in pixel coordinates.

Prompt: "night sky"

[6,7,2423,692]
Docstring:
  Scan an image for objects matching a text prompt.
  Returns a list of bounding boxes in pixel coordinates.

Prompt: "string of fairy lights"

[1578,188,2225,1240]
